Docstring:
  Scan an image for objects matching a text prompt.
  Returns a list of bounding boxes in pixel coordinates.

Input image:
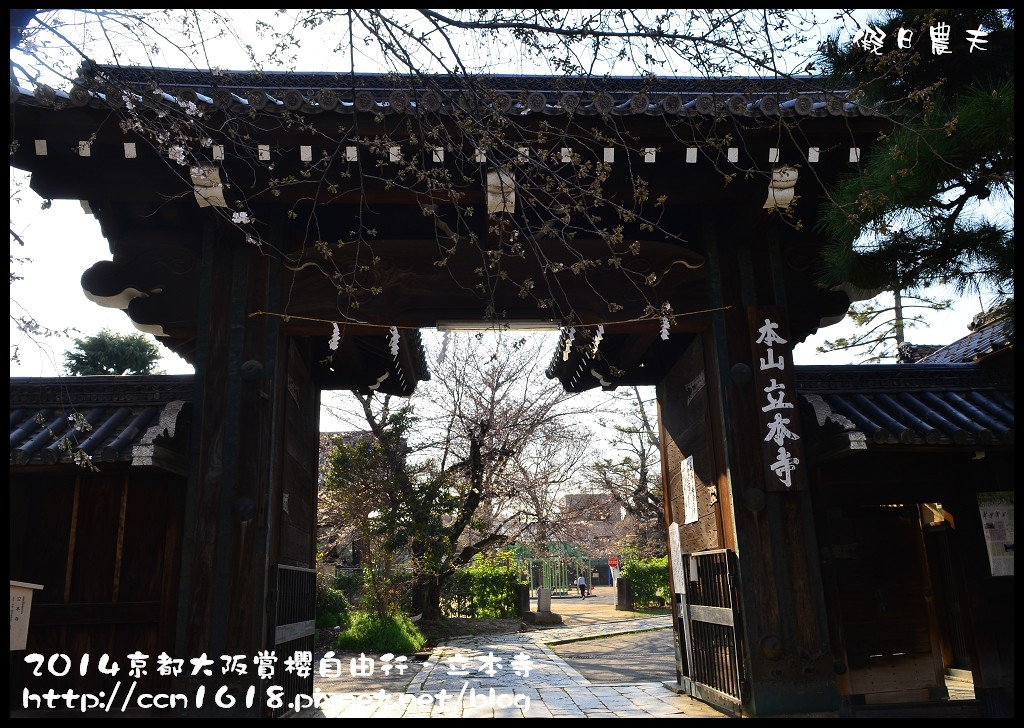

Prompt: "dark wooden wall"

[9,468,185,715]
[274,339,319,569]
[658,334,724,553]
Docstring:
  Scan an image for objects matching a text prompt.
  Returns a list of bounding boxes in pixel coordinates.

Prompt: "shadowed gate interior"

[820,505,949,708]
[10,67,1013,718]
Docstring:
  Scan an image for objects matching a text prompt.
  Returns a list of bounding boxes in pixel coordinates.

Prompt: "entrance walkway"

[301,587,974,718]
[303,588,733,718]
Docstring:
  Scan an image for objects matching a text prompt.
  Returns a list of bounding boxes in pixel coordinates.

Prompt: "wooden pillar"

[172,215,303,717]
[658,206,837,716]
[714,209,837,715]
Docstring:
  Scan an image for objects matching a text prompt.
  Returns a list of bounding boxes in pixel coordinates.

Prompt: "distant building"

[900,300,1014,366]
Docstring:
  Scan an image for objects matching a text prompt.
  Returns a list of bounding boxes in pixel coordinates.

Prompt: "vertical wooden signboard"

[747,307,808,492]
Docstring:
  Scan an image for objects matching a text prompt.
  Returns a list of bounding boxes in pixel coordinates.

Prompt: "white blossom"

[231,211,251,224]
[328,323,340,351]
[168,145,187,165]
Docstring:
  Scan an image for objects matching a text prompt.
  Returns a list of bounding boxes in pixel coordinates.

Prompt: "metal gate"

[269,564,317,717]
[676,549,744,714]
[526,557,587,596]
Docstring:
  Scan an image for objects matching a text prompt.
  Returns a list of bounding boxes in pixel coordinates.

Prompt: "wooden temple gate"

[10,66,1013,717]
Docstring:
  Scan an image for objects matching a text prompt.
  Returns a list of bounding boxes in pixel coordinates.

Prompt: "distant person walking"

[576,574,588,599]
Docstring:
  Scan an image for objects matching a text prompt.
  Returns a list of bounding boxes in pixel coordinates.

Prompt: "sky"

[8,9,998,427]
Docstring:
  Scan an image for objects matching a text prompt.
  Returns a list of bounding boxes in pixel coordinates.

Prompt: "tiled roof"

[16,65,876,120]
[900,302,1014,365]
[796,364,1013,454]
[10,375,192,470]
[919,316,1013,364]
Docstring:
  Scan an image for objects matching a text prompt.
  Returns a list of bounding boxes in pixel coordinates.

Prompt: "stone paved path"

[302,590,733,718]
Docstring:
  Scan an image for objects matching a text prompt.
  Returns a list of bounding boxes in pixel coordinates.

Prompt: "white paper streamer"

[562,327,576,361]
[389,326,400,357]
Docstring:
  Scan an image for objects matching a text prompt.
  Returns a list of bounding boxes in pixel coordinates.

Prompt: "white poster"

[977,491,1014,577]
[681,455,698,525]
[669,522,685,594]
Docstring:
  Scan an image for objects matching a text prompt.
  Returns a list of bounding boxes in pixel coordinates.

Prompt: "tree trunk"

[893,286,906,346]
[419,574,444,622]
[411,575,426,615]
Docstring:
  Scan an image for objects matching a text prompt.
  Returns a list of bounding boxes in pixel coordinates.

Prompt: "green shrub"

[438,550,526,618]
[316,595,352,630]
[317,569,353,630]
[333,570,364,604]
[464,550,524,619]
[620,555,670,608]
[334,610,426,654]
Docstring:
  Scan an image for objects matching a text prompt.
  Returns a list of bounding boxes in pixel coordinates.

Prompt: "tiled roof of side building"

[795,364,1013,452]
[919,315,1013,365]
[10,375,192,471]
